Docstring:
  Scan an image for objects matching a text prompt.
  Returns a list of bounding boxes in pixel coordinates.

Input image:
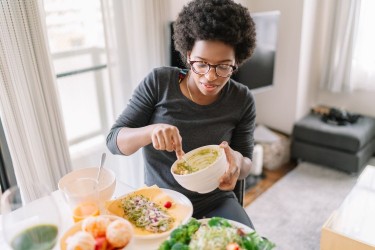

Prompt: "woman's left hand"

[218,141,241,191]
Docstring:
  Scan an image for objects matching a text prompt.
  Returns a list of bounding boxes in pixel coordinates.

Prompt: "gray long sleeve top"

[106,67,256,215]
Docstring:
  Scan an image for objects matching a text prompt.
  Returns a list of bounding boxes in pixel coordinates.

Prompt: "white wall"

[168,0,250,18]
[317,90,375,117]
[168,0,189,18]
[250,0,375,133]
[247,0,306,134]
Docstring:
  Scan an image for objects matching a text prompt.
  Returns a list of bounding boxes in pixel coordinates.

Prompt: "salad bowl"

[171,145,228,193]
[159,217,276,250]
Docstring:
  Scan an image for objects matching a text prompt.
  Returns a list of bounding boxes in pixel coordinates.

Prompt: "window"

[0,118,16,192]
[44,0,111,147]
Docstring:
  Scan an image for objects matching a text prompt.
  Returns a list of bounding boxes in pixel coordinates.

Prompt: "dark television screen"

[231,11,280,91]
[170,11,280,92]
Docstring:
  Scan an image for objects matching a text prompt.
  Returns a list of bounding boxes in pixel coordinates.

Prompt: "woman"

[106,0,256,228]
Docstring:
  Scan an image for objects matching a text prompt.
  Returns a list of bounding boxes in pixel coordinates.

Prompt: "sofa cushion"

[292,113,375,153]
[291,138,375,173]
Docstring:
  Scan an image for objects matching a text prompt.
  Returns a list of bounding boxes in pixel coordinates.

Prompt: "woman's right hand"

[151,124,185,159]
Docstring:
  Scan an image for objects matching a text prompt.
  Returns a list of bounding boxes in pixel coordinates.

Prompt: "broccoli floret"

[186,218,200,226]
[169,218,201,244]
[241,232,276,250]
[170,227,189,244]
[158,239,172,250]
[186,220,200,237]
[159,218,202,249]
[208,217,232,228]
[186,218,200,228]
[171,242,189,250]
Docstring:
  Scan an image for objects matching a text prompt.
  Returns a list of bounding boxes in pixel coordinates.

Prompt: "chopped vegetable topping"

[189,223,241,250]
[121,195,174,233]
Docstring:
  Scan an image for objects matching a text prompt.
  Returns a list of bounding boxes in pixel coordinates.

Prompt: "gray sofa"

[291,113,375,173]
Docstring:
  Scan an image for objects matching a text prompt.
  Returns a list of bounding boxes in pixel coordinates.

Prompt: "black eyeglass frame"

[188,60,237,78]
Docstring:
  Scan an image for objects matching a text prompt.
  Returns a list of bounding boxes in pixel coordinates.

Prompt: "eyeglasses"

[189,60,237,78]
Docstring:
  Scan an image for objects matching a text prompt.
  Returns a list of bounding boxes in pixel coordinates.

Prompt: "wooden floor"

[244,161,297,207]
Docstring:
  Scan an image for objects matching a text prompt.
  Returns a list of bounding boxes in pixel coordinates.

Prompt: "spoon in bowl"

[96,152,106,183]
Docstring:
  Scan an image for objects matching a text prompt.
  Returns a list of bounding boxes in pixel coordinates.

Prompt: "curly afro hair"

[173,0,256,66]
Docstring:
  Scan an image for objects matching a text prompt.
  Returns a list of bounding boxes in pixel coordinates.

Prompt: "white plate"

[198,218,254,233]
[132,188,193,240]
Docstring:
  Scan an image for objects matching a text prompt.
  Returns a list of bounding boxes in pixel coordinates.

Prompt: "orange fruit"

[72,202,100,222]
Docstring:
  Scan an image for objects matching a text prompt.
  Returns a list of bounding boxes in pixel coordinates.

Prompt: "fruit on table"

[73,202,100,223]
[106,220,132,248]
[65,216,132,250]
[66,231,96,250]
[82,216,110,238]
[94,236,108,250]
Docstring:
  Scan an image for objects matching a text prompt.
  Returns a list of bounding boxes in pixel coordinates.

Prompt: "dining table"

[0,180,170,250]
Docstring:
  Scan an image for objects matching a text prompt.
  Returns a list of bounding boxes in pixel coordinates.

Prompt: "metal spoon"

[96,152,106,183]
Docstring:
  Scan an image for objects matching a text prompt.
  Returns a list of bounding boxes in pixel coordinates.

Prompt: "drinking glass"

[1,183,61,250]
[62,177,100,222]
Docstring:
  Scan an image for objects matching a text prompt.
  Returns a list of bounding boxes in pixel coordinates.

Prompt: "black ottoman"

[291,113,375,173]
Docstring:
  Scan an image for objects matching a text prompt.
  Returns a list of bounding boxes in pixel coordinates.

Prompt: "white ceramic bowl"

[171,145,228,193]
[58,167,116,202]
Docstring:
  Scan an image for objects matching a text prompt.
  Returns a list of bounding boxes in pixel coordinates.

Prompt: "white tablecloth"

[0,180,167,250]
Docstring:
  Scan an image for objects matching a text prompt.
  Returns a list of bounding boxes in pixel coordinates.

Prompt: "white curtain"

[101,0,169,188]
[0,0,72,199]
[350,0,375,91]
[321,0,361,92]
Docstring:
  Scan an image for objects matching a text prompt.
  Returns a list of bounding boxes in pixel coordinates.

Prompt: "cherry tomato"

[164,201,172,208]
[226,242,240,250]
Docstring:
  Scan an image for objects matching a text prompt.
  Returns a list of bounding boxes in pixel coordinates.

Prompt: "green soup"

[11,224,58,250]
[174,148,219,175]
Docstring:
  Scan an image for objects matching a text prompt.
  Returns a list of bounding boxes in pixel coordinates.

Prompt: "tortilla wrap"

[105,185,191,236]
